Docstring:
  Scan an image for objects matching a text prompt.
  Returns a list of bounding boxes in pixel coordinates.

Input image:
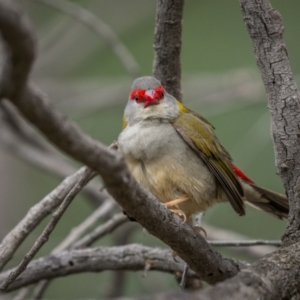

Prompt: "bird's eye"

[154,85,165,99]
[129,89,145,103]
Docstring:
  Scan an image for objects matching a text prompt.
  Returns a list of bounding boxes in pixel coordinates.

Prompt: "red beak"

[144,89,160,108]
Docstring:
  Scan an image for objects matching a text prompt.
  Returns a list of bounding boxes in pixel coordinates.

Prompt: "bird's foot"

[169,208,187,223]
[193,226,207,238]
[164,195,190,223]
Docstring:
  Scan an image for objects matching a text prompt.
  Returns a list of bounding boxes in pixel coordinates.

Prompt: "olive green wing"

[171,105,245,216]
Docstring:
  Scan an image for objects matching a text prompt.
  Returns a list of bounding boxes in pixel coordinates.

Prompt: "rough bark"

[153,0,184,100]
[0,245,197,292]
[239,0,300,245]
[127,241,300,300]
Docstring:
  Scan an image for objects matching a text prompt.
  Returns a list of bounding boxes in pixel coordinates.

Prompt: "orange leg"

[164,195,189,208]
[164,195,190,223]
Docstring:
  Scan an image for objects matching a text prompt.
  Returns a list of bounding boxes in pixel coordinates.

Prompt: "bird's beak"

[144,89,160,108]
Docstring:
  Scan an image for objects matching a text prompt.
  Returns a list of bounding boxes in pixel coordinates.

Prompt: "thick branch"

[127,242,300,300]
[153,0,184,100]
[239,0,300,245]
[0,245,196,291]
[0,0,244,285]
[0,0,35,99]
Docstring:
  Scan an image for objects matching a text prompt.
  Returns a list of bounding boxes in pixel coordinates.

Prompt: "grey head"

[124,76,179,126]
[131,76,161,91]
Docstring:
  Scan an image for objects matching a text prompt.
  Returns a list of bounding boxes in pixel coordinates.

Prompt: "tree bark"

[153,0,184,101]
[239,0,300,246]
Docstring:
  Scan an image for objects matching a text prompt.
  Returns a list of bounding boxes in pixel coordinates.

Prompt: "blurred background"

[1,0,299,298]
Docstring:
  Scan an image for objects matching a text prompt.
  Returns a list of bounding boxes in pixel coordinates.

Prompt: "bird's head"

[123,76,180,126]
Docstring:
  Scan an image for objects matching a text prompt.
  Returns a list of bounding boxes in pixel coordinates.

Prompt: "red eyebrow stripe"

[232,163,254,183]
[129,89,145,100]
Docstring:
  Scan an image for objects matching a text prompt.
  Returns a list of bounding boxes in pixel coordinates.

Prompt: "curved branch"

[0,0,36,99]
[35,0,140,78]
[239,0,300,245]
[0,245,197,291]
[0,0,245,287]
[153,0,184,100]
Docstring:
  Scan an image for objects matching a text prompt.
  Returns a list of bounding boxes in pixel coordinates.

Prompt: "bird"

[118,76,289,222]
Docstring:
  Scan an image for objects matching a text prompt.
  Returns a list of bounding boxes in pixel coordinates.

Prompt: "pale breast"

[118,120,178,161]
[118,120,220,215]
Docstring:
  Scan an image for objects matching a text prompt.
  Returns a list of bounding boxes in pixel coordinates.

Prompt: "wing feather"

[171,104,245,216]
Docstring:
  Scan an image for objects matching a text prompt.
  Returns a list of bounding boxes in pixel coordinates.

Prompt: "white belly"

[118,120,219,215]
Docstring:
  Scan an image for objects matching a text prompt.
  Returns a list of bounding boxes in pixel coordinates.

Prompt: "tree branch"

[0,168,95,290]
[0,245,197,292]
[153,0,184,100]
[0,99,109,207]
[239,0,300,245]
[205,224,277,258]
[208,240,281,247]
[0,0,36,99]
[0,166,94,272]
[27,199,117,300]
[74,213,128,248]
[122,241,300,300]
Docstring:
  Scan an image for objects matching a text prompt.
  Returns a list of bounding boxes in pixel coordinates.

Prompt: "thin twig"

[0,100,104,206]
[105,222,138,298]
[27,199,116,300]
[208,240,281,247]
[12,287,33,300]
[35,0,140,78]
[74,213,128,248]
[0,166,96,272]
[0,168,94,290]
[56,200,116,252]
[205,224,277,257]
[179,264,189,290]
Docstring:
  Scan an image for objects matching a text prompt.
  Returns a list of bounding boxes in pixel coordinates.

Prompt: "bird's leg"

[192,212,207,238]
[164,195,189,208]
[164,195,190,223]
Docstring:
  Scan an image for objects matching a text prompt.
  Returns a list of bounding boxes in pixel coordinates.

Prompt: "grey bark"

[153,0,184,101]
[0,245,196,292]
[239,0,300,246]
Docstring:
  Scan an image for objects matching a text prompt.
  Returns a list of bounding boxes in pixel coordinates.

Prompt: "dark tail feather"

[244,183,289,219]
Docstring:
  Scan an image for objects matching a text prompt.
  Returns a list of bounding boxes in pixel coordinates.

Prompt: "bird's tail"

[242,182,289,219]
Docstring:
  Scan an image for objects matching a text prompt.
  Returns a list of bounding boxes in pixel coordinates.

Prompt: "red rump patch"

[231,163,254,183]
